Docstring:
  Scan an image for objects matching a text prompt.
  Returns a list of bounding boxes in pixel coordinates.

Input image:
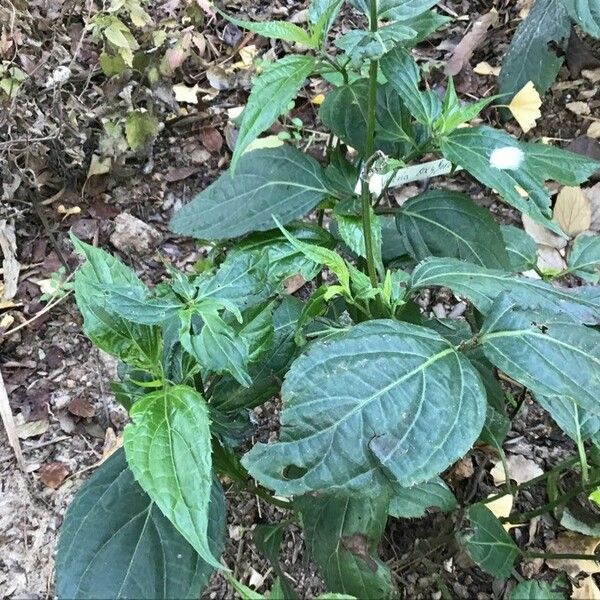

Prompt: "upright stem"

[360,0,380,288]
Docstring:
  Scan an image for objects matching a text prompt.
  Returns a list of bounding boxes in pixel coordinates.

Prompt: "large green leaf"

[440,127,600,234]
[535,395,600,442]
[212,296,303,412]
[56,449,225,599]
[501,225,537,273]
[480,296,600,417]
[380,47,441,126]
[510,579,567,600]
[389,477,456,519]
[460,504,520,578]
[410,257,600,325]
[352,0,440,21]
[568,234,600,283]
[335,24,416,64]
[71,236,162,368]
[396,190,510,269]
[232,55,315,168]
[170,145,328,241]
[566,0,600,39]
[296,492,394,599]
[124,385,220,568]
[499,0,571,99]
[242,319,487,496]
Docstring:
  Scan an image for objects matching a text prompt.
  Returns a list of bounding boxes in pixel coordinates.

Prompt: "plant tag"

[354,158,459,195]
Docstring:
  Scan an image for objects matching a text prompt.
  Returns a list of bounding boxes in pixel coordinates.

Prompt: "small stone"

[110,212,162,255]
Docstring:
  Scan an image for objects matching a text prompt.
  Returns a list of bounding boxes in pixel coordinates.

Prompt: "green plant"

[56,1,600,598]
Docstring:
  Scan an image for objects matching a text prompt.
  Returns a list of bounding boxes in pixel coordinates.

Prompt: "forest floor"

[1,0,600,598]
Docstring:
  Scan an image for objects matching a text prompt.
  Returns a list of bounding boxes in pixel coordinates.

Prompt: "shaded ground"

[1,0,600,598]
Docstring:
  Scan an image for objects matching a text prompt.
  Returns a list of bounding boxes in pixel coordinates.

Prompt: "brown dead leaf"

[68,396,95,418]
[586,184,600,232]
[201,127,223,153]
[583,69,600,84]
[39,461,69,489]
[101,427,123,462]
[522,215,567,249]
[572,575,600,600]
[451,456,474,481]
[445,9,498,76]
[283,274,306,295]
[15,413,49,439]
[567,101,591,116]
[0,220,19,300]
[491,454,543,486]
[165,166,201,182]
[547,532,600,577]
[554,186,592,237]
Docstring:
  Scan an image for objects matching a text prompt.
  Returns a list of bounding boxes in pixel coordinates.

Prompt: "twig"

[4,290,72,337]
[0,365,25,471]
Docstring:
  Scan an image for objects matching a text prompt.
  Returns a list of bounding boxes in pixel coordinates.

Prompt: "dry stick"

[0,365,25,471]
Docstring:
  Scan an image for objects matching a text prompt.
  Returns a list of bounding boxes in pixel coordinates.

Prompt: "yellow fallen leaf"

[572,575,600,600]
[554,186,592,237]
[508,81,542,133]
[547,532,600,577]
[486,494,518,531]
[473,61,501,76]
[311,93,325,105]
[57,204,81,217]
[238,45,257,67]
[588,121,600,139]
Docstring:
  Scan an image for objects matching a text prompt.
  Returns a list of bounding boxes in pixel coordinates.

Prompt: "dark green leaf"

[335,24,416,64]
[501,225,538,273]
[380,47,442,126]
[410,257,600,325]
[480,295,600,417]
[402,11,451,43]
[124,385,220,568]
[381,216,410,263]
[499,0,571,100]
[510,579,567,600]
[568,234,600,283]
[56,449,225,599]
[389,477,456,518]
[395,190,511,269]
[232,56,315,168]
[170,145,328,241]
[125,110,158,151]
[309,0,344,43]
[231,301,275,363]
[440,127,600,234]
[567,0,600,37]
[535,395,600,442]
[297,492,395,599]
[352,0,440,21]
[461,504,520,579]
[243,320,486,495]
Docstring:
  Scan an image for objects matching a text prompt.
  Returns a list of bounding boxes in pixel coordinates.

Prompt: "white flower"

[489,146,525,170]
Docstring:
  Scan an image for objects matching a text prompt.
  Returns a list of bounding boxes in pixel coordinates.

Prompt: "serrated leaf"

[125,110,158,151]
[395,190,511,269]
[480,295,600,417]
[440,126,600,234]
[499,0,571,99]
[461,504,520,578]
[410,257,600,325]
[309,0,344,43]
[389,477,457,518]
[296,492,394,599]
[56,449,225,599]
[554,186,592,238]
[568,234,600,283]
[501,225,538,272]
[211,297,303,412]
[232,55,315,168]
[124,386,221,569]
[352,0,440,21]
[170,145,328,241]
[566,0,600,38]
[380,47,442,126]
[242,319,486,496]
[508,81,542,133]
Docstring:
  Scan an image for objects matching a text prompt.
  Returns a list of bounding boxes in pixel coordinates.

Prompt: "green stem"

[525,551,600,562]
[360,0,380,288]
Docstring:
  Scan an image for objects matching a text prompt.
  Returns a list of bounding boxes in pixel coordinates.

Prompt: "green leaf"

[211,297,303,412]
[381,216,409,263]
[509,579,567,600]
[124,385,221,569]
[567,0,600,37]
[225,574,266,600]
[335,203,383,265]
[230,301,275,364]
[410,257,600,325]
[254,524,298,599]
[352,0,440,21]
[71,236,162,368]
[170,145,328,241]
[232,55,315,168]
[242,320,486,495]
[56,449,225,599]
[380,47,441,126]
[501,225,538,273]
[309,0,344,44]
[218,10,315,47]
[568,234,600,283]
[389,477,456,519]
[395,190,511,269]
[440,126,600,234]
[480,295,600,417]
[499,0,571,100]
[460,504,520,579]
[535,395,600,442]
[296,492,395,599]
[125,110,158,151]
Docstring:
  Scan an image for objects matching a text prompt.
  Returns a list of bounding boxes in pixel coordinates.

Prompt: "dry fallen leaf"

[15,413,49,439]
[572,575,600,600]
[567,101,591,116]
[445,9,499,76]
[473,61,501,76]
[491,454,543,486]
[283,274,306,295]
[554,186,592,237]
[451,456,474,481]
[87,154,111,178]
[101,427,123,462]
[311,93,325,105]
[508,81,542,133]
[583,68,600,84]
[40,461,70,489]
[547,532,600,577]
[0,220,19,300]
[522,214,568,249]
[586,183,600,232]
[537,244,567,273]
[588,122,600,139]
[173,83,200,104]
[486,494,518,531]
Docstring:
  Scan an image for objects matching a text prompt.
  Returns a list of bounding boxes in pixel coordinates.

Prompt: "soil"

[1,0,599,598]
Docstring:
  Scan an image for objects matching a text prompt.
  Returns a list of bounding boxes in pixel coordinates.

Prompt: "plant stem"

[525,551,600,562]
[360,0,380,288]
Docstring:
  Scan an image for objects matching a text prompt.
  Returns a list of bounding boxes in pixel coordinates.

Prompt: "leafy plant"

[56,1,600,598]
